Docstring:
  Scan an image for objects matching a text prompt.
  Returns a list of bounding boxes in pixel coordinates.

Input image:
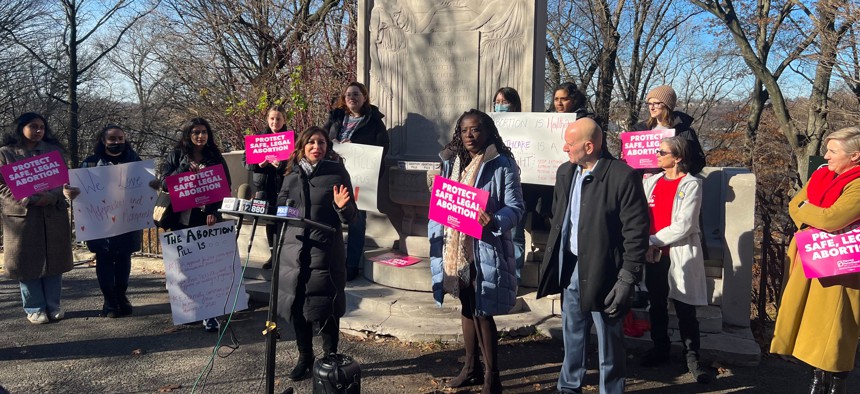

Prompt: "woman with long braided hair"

[429,109,524,393]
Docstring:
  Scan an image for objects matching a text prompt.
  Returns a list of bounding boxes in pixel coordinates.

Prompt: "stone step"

[363,248,432,291]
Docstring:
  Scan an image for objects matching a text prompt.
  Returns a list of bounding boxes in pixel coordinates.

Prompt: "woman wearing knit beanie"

[634,85,706,175]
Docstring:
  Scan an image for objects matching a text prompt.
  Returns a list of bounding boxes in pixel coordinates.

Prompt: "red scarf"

[806,166,860,208]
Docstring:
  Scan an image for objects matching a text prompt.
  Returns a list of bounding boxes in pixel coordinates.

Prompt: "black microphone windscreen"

[237,183,252,200]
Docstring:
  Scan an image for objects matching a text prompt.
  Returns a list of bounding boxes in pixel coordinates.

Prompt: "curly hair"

[175,118,224,163]
[443,109,514,169]
[285,126,342,173]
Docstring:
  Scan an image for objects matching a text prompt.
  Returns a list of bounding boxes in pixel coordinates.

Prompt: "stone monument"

[355,0,548,264]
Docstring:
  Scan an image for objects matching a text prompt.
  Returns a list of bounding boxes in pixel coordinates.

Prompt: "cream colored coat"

[770,180,860,372]
[643,172,708,306]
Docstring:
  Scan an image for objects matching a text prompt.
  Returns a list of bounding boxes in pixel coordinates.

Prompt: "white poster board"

[489,112,579,185]
[332,142,383,211]
[160,222,249,325]
[68,160,158,241]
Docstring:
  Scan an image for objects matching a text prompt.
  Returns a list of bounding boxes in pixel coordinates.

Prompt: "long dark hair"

[285,126,342,173]
[335,81,372,116]
[494,87,522,112]
[175,118,224,162]
[444,109,514,168]
[553,82,586,113]
[2,112,63,149]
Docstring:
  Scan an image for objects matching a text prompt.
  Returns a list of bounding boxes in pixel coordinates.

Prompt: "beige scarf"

[442,153,484,297]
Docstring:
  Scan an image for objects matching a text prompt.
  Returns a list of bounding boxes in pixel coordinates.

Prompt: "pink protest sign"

[165,164,231,212]
[620,129,676,169]
[244,131,295,165]
[0,150,69,200]
[368,252,422,267]
[796,221,860,278]
[428,175,489,239]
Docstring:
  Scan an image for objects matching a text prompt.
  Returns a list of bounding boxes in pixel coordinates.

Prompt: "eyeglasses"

[647,102,664,108]
[656,149,671,157]
[191,129,207,135]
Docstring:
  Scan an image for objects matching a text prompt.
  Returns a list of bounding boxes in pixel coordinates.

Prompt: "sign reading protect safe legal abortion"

[620,129,676,169]
[0,150,69,200]
[164,164,231,212]
[244,131,294,165]
[160,222,249,325]
[796,222,860,278]
[428,175,489,239]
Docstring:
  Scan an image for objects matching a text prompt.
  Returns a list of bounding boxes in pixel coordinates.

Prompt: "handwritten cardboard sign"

[69,160,157,241]
[244,131,295,165]
[368,252,422,267]
[165,164,231,212]
[796,221,860,278]
[619,129,676,169]
[428,175,489,239]
[0,150,69,199]
[332,141,384,211]
[489,112,579,185]
[160,221,249,325]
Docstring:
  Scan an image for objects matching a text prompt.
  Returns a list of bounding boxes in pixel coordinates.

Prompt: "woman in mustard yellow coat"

[771,127,860,394]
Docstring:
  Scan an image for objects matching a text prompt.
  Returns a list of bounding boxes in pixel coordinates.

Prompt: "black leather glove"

[603,269,637,318]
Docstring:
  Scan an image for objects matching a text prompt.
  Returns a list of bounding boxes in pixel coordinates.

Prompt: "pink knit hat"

[646,85,677,110]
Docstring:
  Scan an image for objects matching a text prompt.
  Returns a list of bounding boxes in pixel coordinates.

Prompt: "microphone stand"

[219,209,334,394]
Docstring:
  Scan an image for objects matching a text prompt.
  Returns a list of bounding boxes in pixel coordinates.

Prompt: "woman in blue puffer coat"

[429,109,524,393]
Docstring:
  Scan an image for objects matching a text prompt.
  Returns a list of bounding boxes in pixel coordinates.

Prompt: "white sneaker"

[49,308,64,320]
[27,312,49,324]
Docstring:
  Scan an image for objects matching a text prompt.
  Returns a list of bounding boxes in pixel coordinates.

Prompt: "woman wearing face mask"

[0,112,73,324]
[324,81,388,281]
[492,87,527,281]
[276,126,357,381]
[633,85,706,175]
[247,105,289,269]
[159,118,232,332]
[430,109,524,393]
[64,125,144,318]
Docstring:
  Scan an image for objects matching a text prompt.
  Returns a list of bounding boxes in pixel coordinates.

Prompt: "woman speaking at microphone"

[275,126,357,381]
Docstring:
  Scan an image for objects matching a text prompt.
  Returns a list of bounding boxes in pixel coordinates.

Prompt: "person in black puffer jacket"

[276,126,357,381]
[633,85,706,175]
[324,81,388,281]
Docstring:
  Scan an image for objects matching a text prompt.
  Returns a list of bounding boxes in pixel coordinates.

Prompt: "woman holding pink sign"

[0,112,73,325]
[247,105,289,269]
[159,117,232,333]
[633,85,706,175]
[771,127,860,394]
[429,109,524,393]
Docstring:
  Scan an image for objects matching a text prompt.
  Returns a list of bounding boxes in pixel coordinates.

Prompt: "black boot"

[288,354,314,381]
[810,368,829,394]
[641,346,670,367]
[481,371,502,394]
[447,316,483,388]
[829,372,845,394]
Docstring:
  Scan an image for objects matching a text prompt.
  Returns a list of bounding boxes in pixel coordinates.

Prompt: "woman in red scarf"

[771,127,860,394]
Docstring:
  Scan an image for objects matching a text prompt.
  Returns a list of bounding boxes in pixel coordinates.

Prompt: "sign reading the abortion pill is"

[69,160,157,241]
[489,112,578,185]
[165,164,231,212]
[428,175,489,239]
[244,131,294,164]
[0,150,69,200]
[796,221,860,279]
[620,129,676,169]
[160,221,249,325]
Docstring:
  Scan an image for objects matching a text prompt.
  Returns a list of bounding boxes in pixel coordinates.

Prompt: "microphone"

[251,191,269,214]
[276,199,300,218]
[222,183,251,211]
[237,184,252,213]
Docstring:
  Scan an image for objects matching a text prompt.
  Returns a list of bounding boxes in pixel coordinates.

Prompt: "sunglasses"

[656,149,671,157]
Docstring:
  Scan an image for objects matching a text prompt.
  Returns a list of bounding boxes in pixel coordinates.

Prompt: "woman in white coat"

[640,136,711,384]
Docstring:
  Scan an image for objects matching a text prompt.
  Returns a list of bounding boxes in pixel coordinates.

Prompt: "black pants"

[646,255,700,356]
[95,250,132,309]
[292,309,339,358]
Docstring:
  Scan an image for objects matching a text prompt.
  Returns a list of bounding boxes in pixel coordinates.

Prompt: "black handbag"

[152,190,178,230]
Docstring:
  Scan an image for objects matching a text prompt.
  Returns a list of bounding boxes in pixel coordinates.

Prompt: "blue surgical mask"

[494,103,511,112]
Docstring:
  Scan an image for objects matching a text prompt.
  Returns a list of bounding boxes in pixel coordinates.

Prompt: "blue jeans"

[20,274,63,314]
[558,265,626,394]
[346,210,367,270]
